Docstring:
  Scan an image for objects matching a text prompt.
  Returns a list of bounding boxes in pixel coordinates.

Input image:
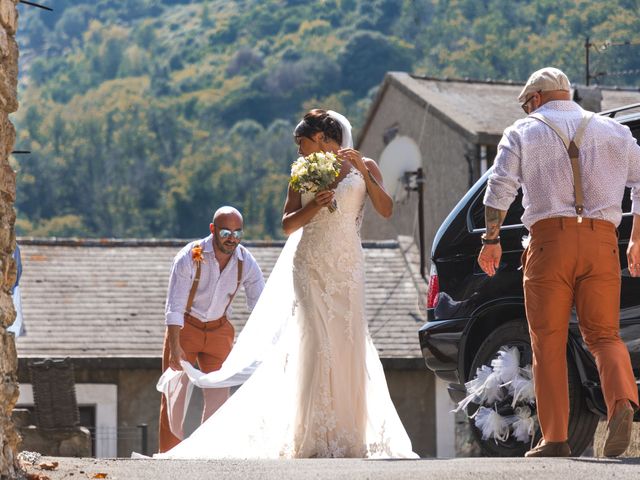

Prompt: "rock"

[0,1,16,35]
[0,4,20,476]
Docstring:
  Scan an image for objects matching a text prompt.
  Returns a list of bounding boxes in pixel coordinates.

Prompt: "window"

[623,120,640,214]
[17,383,118,458]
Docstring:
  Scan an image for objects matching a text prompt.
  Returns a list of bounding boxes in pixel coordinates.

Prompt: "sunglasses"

[218,228,243,240]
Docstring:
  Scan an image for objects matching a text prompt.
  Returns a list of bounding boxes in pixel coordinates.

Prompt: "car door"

[466,186,527,306]
[618,117,640,377]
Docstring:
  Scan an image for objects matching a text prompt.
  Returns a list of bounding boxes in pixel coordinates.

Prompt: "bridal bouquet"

[289,151,341,212]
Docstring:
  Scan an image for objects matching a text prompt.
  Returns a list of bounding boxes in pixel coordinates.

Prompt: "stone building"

[358,72,640,250]
[14,236,433,457]
[0,0,19,477]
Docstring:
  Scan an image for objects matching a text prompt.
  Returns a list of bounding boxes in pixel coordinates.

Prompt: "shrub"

[226,48,264,77]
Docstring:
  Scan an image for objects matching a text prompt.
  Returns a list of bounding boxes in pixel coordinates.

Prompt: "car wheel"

[466,320,599,457]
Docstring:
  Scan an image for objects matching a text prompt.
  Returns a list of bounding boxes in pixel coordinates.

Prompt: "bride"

[156,109,417,459]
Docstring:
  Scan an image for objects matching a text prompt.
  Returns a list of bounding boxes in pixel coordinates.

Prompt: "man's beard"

[215,236,237,255]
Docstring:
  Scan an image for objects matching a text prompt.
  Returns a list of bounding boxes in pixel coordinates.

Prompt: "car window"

[469,188,525,230]
[623,120,640,214]
[622,187,632,214]
[629,122,640,144]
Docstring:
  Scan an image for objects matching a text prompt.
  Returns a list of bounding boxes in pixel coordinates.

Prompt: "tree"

[339,31,414,95]
[56,7,89,39]
[201,1,214,28]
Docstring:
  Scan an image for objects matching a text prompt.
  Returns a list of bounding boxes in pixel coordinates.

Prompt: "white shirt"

[165,235,265,327]
[484,101,640,229]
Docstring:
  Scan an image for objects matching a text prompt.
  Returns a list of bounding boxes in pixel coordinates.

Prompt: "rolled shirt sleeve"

[484,127,522,212]
[164,249,194,328]
[242,251,265,311]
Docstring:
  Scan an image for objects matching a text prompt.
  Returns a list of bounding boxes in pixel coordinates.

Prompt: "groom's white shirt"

[165,235,265,327]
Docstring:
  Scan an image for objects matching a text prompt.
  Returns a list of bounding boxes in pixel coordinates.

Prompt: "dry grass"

[591,420,640,457]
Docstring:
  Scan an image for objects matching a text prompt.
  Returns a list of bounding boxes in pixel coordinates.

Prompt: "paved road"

[19,456,640,480]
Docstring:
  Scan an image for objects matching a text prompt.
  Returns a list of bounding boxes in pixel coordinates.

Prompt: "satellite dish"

[378,136,422,202]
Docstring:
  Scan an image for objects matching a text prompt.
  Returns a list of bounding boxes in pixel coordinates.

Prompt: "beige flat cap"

[518,67,571,103]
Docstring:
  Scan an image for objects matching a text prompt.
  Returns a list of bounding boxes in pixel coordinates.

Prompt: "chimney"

[573,85,603,112]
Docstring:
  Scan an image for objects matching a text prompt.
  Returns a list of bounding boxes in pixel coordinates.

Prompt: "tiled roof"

[15,237,426,361]
[360,72,640,145]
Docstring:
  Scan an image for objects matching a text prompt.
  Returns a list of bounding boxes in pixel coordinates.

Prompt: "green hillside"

[12,0,640,238]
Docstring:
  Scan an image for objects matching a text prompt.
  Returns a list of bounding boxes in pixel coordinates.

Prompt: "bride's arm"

[362,159,393,218]
[282,186,335,235]
[339,149,393,218]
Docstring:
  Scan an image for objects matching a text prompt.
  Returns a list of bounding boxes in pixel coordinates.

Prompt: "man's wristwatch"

[481,234,500,245]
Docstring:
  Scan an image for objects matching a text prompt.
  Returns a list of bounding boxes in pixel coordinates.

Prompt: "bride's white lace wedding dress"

[156,168,416,459]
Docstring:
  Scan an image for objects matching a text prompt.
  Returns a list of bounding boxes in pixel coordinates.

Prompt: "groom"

[479,67,640,457]
[159,206,265,452]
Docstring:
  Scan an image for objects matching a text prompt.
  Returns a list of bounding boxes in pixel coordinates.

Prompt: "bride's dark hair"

[294,109,343,146]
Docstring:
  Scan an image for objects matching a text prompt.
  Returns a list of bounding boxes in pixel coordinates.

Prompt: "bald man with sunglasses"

[159,206,265,452]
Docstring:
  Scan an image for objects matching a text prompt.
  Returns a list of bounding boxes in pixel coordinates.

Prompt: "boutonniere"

[191,245,204,263]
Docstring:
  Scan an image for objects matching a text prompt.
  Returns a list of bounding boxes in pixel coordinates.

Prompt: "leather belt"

[184,313,227,331]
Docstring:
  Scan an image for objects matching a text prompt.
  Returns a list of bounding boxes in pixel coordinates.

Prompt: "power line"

[595,68,640,79]
[585,36,640,85]
[598,40,640,51]
[18,1,52,11]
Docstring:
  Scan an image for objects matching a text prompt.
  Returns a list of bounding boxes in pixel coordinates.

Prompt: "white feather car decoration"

[455,344,538,443]
[482,370,505,404]
[474,406,510,442]
[511,406,537,443]
[454,365,493,412]
[509,366,536,407]
[491,346,521,384]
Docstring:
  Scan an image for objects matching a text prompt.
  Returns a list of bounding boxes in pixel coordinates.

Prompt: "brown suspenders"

[184,255,244,318]
[184,260,202,315]
[224,260,243,315]
[530,112,594,223]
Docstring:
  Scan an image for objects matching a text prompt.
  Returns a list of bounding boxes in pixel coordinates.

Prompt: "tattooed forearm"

[485,206,507,238]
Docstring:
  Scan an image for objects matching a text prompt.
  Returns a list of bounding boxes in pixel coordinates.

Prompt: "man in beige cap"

[478,66,640,457]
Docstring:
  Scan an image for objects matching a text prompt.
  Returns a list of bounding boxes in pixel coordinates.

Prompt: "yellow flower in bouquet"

[289,151,342,212]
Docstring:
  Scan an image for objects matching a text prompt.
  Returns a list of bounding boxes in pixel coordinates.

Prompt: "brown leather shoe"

[603,400,634,457]
[524,439,571,457]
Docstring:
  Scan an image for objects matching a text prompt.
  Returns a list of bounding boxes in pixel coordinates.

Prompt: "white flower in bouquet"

[289,151,342,212]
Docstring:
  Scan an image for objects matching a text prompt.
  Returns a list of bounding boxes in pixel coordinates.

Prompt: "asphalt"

[17,456,640,480]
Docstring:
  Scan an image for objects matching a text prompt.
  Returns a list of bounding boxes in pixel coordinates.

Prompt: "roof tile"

[15,239,426,360]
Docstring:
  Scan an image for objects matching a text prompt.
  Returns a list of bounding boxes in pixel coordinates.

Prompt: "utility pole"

[585,36,591,86]
[583,37,640,86]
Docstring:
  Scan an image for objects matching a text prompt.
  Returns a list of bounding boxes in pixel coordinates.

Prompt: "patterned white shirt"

[484,101,640,229]
[165,235,265,327]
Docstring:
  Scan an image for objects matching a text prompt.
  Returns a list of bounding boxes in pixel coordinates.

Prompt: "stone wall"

[385,367,436,457]
[16,362,435,458]
[0,0,19,477]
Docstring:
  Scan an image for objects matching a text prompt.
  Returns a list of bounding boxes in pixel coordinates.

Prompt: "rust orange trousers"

[158,314,235,453]
[523,217,638,442]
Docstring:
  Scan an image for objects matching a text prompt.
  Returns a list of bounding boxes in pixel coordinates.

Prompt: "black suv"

[419,104,640,457]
